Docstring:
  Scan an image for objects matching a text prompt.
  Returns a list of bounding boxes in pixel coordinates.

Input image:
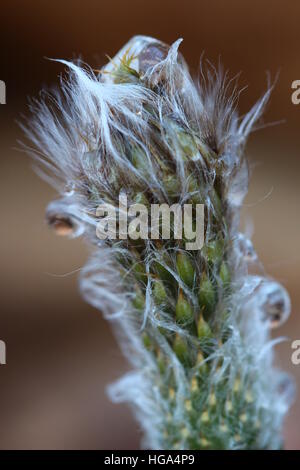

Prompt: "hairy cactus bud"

[25,35,293,450]
[197,314,212,339]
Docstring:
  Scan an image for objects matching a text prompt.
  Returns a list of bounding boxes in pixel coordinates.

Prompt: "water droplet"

[138,43,169,75]
[47,214,74,236]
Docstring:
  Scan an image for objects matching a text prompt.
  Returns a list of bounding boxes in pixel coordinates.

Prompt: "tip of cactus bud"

[197,314,212,339]
[175,290,194,326]
[198,273,216,318]
[153,278,167,305]
[204,239,224,264]
[173,333,190,366]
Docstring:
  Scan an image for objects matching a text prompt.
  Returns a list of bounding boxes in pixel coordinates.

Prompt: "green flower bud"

[198,273,216,319]
[196,138,216,162]
[173,333,190,366]
[112,51,140,84]
[134,262,148,284]
[197,314,212,339]
[153,253,175,288]
[165,118,199,161]
[176,290,194,326]
[176,252,195,288]
[209,188,223,219]
[177,130,199,160]
[196,350,208,374]
[188,175,202,204]
[153,278,167,305]
[219,261,231,287]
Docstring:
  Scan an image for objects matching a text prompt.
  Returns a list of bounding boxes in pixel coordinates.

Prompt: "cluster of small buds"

[25,36,294,449]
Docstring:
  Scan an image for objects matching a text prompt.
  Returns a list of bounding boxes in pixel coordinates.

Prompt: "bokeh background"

[0,0,300,449]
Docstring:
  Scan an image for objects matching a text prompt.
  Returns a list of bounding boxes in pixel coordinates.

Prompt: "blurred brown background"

[0,0,300,449]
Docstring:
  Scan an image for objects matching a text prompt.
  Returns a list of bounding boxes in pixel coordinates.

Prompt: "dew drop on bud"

[100,36,168,83]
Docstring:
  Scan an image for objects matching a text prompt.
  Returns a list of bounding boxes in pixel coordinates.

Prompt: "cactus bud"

[153,255,175,288]
[204,239,224,265]
[134,262,148,284]
[132,285,145,310]
[131,146,148,173]
[173,333,190,366]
